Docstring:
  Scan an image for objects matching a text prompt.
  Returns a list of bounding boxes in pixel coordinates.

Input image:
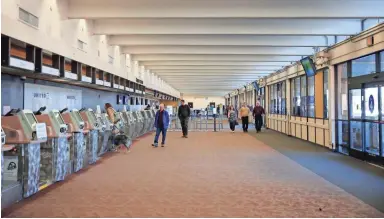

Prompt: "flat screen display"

[300,57,316,77]
[25,113,37,126]
[53,112,65,124]
[74,111,83,122]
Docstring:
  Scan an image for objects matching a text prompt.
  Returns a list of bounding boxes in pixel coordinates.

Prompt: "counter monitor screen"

[74,111,84,122]
[53,112,65,124]
[25,113,38,126]
[300,57,316,77]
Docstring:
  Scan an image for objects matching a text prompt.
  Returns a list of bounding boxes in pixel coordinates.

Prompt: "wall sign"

[24,83,82,112]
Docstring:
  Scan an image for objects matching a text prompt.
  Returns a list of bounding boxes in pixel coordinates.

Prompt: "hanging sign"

[369,95,374,113]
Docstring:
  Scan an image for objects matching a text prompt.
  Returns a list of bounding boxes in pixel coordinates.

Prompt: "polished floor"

[2,131,384,217]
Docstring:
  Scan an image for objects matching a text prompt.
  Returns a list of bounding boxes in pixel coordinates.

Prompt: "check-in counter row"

[1,107,157,209]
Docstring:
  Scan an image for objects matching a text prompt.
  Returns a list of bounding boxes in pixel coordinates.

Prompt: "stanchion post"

[213,114,217,132]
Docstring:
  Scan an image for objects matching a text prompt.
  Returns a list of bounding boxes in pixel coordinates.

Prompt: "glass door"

[349,89,363,152]
[364,85,380,156]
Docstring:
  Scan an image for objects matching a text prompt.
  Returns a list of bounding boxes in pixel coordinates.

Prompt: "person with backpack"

[253,101,265,133]
[178,100,191,138]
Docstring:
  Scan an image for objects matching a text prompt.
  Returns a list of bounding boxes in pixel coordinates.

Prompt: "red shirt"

[253,106,265,117]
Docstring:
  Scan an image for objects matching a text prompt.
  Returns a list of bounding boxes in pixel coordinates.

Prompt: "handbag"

[235,120,239,126]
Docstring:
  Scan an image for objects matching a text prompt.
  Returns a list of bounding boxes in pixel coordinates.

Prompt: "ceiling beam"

[147,65,279,70]
[122,46,313,55]
[109,35,330,46]
[152,69,275,73]
[94,18,360,35]
[68,0,384,19]
[132,54,301,62]
[140,61,289,66]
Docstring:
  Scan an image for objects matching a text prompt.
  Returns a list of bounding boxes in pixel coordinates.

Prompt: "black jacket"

[178,105,191,118]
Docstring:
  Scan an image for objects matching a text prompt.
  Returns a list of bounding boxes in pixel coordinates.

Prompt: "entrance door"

[348,83,384,165]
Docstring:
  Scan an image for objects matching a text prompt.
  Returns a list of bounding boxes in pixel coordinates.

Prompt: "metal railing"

[168,114,226,132]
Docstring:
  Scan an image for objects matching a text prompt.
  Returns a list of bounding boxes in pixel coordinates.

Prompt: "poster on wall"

[24,83,82,112]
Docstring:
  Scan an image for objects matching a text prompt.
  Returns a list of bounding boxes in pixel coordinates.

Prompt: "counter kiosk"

[95,111,112,156]
[79,108,99,165]
[133,111,144,137]
[1,109,47,208]
[144,110,153,133]
[99,113,114,155]
[61,108,87,173]
[34,107,70,189]
[141,111,150,134]
[150,109,156,131]
[111,110,132,147]
[121,111,135,141]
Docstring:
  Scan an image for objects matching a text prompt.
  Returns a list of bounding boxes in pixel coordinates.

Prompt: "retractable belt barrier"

[168,114,225,132]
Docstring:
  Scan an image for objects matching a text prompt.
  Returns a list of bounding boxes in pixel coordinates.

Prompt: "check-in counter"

[61,109,87,173]
[111,110,132,147]
[34,108,70,189]
[95,112,112,156]
[79,108,100,165]
[99,113,114,155]
[133,111,144,137]
[141,110,150,134]
[121,111,135,141]
[1,109,47,209]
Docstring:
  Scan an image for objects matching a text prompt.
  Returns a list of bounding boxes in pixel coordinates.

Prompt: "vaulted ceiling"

[67,0,384,96]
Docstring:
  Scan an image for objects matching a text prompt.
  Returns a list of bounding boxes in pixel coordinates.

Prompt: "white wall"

[183,96,225,109]
[1,0,180,97]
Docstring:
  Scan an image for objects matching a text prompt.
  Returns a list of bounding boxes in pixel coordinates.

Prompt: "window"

[291,79,295,115]
[281,82,286,115]
[323,69,329,118]
[337,63,348,120]
[19,8,39,28]
[77,40,87,52]
[300,76,307,117]
[294,77,301,116]
[381,51,384,72]
[351,54,376,77]
[307,76,315,117]
[108,56,114,64]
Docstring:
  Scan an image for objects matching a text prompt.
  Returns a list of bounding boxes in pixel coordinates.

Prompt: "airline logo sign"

[24,83,82,112]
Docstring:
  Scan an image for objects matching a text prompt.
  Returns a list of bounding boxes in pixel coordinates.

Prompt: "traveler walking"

[239,102,250,132]
[227,105,237,132]
[253,101,265,133]
[178,100,191,138]
[152,104,170,147]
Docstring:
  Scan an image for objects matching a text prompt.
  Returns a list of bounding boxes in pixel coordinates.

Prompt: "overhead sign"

[24,83,82,112]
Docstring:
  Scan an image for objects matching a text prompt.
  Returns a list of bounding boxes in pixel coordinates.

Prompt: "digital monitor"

[74,111,83,122]
[25,113,37,126]
[300,57,316,77]
[53,111,65,124]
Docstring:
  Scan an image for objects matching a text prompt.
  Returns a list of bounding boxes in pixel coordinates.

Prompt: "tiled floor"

[2,131,383,217]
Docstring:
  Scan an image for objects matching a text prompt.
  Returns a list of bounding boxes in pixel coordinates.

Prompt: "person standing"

[253,101,265,133]
[239,102,250,132]
[227,105,237,132]
[178,100,191,138]
[152,104,170,147]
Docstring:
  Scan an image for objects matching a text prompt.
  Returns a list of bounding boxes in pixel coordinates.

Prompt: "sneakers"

[161,143,165,147]
[152,143,158,147]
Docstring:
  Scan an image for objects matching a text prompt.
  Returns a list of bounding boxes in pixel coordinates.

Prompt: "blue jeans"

[154,127,167,145]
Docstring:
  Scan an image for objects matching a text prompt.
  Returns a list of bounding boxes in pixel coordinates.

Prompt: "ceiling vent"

[19,8,39,28]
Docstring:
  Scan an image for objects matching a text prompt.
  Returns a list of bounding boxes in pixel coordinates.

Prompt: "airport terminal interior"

[1,0,384,218]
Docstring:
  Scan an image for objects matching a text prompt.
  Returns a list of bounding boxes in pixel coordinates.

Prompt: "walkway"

[2,131,384,217]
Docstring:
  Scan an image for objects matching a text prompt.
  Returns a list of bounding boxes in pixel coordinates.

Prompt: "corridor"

[2,131,383,218]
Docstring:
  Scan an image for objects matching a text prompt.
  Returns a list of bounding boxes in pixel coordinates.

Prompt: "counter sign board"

[24,83,82,112]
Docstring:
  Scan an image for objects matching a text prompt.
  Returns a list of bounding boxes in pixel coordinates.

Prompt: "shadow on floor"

[249,129,384,213]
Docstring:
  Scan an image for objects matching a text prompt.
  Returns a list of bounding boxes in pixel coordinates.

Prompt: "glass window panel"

[300,76,307,117]
[291,79,295,116]
[381,51,384,72]
[350,89,362,119]
[295,77,301,116]
[324,69,329,119]
[281,81,286,115]
[364,87,379,120]
[337,120,349,153]
[350,121,363,151]
[337,63,348,120]
[277,83,281,114]
[307,76,315,117]
[351,54,376,77]
[382,124,384,157]
[365,122,380,155]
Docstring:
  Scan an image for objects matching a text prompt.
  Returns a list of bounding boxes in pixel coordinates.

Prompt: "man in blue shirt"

[152,103,170,147]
